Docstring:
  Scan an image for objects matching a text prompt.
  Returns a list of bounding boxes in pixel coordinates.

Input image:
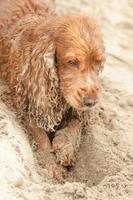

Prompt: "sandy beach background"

[0,0,133,199]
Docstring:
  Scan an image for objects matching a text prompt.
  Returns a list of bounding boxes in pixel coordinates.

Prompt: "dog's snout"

[83,97,97,107]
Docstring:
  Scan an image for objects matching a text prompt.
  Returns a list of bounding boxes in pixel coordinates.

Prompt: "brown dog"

[0,0,105,180]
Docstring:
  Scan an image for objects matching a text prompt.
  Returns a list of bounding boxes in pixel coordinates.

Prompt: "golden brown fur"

[0,0,105,181]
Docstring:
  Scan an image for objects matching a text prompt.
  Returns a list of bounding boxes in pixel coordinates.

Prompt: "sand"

[0,0,133,199]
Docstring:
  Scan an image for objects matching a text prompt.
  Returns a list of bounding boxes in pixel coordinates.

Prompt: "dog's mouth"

[82,104,97,111]
[74,103,97,112]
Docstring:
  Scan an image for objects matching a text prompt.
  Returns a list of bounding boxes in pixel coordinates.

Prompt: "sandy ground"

[0,0,133,199]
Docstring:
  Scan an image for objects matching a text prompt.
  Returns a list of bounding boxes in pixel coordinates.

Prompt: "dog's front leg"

[25,120,64,181]
[52,119,81,167]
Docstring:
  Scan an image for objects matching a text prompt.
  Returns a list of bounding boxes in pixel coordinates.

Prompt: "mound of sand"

[0,0,133,199]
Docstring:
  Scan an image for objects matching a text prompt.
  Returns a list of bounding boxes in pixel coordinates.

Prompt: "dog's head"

[53,14,105,111]
[21,14,105,112]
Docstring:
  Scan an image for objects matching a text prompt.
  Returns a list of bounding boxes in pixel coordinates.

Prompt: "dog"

[0,0,105,181]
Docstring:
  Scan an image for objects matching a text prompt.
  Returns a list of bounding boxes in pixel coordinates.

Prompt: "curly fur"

[0,0,105,177]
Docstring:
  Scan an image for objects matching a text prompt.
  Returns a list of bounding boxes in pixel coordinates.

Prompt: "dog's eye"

[67,59,79,68]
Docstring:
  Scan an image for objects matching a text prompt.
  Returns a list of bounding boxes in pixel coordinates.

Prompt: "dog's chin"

[78,106,92,112]
[74,105,95,112]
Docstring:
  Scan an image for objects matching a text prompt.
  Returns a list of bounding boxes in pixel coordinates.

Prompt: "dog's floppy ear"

[9,25,59,118]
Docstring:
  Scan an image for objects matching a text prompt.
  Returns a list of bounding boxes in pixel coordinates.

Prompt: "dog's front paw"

[47,160,65,182]
[54,143,76,167]
[52,132,76,167]
[36,150,65,182]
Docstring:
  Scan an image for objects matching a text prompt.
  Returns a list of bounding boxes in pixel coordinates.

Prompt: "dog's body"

[0,0,105,180]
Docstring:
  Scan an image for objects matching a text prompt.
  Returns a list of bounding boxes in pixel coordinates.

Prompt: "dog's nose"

[83,97,97,107]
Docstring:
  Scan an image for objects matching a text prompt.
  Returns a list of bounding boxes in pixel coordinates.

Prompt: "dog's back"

[0,0,55,24]
[0,0,55,79]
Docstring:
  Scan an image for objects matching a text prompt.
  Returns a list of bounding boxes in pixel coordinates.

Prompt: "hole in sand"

[65,133,109,187]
